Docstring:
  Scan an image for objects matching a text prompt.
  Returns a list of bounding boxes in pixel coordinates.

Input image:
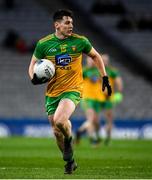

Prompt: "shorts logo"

[55,54,72,66]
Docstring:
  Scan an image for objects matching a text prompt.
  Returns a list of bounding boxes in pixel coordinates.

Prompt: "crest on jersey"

[71,46,76,51]
[60,44,67,53]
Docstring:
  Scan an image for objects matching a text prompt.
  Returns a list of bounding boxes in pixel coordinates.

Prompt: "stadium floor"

[0,137,152,179]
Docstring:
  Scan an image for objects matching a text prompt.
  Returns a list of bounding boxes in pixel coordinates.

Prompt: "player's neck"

[55,31,68,40]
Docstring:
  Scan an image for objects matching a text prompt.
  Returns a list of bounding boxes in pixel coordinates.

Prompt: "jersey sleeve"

[33,41,45,59]
[82,37,92,54]
[108,67,120,78]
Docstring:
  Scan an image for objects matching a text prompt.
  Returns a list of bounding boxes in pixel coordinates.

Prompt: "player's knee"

[55,121,63,129]
[53,116,64,129]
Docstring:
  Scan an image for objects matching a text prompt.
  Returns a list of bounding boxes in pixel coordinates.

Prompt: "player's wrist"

[102,76,109,82]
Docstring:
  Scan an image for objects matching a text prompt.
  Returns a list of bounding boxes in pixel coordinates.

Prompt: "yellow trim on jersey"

[46,53,81,59]
[39,34,53,44]
[45,55,55,58]
[72,33,86,40]
[70,53,81,58]
[45,56,55,60]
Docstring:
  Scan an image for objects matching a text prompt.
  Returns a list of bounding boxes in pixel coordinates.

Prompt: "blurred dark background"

[0,0,152,138]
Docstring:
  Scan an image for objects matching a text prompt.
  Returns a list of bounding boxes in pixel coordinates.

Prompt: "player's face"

[55,16,73,37]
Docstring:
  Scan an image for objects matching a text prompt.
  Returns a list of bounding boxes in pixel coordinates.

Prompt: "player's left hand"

[31,73,49,85]
[102,76,112,96]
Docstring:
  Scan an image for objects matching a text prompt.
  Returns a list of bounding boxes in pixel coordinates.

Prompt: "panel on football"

[33,59,55,79]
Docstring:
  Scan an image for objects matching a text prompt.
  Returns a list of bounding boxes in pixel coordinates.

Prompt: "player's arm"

[87,47,112,96]
[113,76,123,103]
[88,47,107,76]
[115,76,123,92]
[28,55,48,85]
[28,55,37,79]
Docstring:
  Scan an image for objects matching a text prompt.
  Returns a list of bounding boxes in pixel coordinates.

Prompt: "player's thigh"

[54,98,76,123]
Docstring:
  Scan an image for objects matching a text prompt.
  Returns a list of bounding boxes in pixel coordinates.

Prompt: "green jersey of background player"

[28,9,112,174]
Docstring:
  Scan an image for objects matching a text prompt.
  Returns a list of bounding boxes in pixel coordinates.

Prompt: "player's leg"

[75,120,90,144]
[85,108,97,141]
[76,99,101,145]
[54,99,74,138]
[86,108,101,145]
[93,114,101,144]
[105,109,113,145]
[48,99,77,174]
[48,115,64,152]
[53,98,75,155]
[86,100,102,145]
[46,95,65,153]
[46,92,80,174]
[79,121,90,132]
[75,107,96,144]
[76,99,94,143]
[77,107,100,144]
[53,98,78,174]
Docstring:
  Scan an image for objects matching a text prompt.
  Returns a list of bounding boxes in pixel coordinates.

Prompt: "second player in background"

[76,54,123,146]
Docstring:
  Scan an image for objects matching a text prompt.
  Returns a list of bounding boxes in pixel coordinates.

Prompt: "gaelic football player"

[28,9,112,174]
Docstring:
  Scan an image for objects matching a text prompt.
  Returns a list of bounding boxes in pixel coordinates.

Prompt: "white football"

[33,59,55,79]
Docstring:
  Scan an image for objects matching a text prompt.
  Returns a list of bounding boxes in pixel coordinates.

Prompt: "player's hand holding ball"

[31,59,55,85]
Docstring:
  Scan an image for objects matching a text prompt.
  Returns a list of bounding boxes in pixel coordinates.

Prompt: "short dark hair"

[53,9,73,22]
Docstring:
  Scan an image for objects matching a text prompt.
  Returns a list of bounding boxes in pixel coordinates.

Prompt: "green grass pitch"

[0,137,152,179]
